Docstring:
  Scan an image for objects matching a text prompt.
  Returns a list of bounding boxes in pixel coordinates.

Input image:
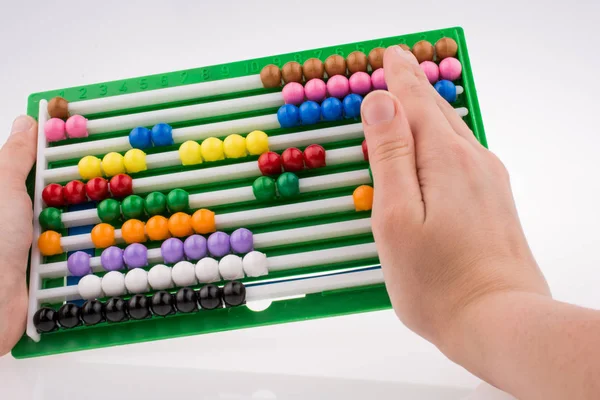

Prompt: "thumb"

[0,115,38,189]
[361,90,424,223]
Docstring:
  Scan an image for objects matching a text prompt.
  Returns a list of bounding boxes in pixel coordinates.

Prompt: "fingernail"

[362,92,396,125]
[11,115,33,136]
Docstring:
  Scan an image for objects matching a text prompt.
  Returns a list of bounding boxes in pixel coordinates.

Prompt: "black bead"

[151,291,174,317]
[222,281,246,307]
[198,284,222,310]
[57,303,81,328]
[81,300,105,326]
[175,287,198,313]
[127,294,150,320]
[33,307,57,333]
[105,297,128,322]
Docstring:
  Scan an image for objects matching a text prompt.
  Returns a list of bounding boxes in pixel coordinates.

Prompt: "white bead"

[148,264,173,290]
[78,274,103,300]
[101,271,126,297]
[242,251,269,277]
[195,257,220,283]
[172,261,197,287]
[125,268,149,294]
[219,254,244,280]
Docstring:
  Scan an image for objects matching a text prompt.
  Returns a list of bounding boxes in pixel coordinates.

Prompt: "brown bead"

[48,96,69,120]
[260,64,282,88]
[398,44,411,51]
[368,47,385,70]
[302,58,324,80]
[324,55,346,77]
[435,37,458,60]
[347,51,368,74]
[411,40,434,63]
[282,62,303,84]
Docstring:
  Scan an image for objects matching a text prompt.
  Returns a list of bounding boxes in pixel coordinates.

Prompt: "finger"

[432,90,481,148]
[361,90,424,223]
[0,116,37,189]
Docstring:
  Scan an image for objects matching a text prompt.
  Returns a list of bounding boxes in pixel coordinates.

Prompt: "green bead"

[252,176,276,201]
[276,172,300,198]
[167,189,189,212]
[97,199,121,223]
[144,192,167,215]
[39,207,63,231]
[121,195,145,219]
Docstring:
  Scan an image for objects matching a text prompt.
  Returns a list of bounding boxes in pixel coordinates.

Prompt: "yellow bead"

[123,149,147,173]
[179,141,203,166]
[78,155,103,180]
[201,137,224,162]
[223,134,247,159]
[101,152,126,176]
[246,130,269,155]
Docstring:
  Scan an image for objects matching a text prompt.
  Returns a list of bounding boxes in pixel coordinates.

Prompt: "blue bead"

[128,127,152,149]
[277,104,300,128]
[434,80,457,103]
[343,94,363,119]
[151,123,174,146]
[321,98,343,121]
[299,101,321,125]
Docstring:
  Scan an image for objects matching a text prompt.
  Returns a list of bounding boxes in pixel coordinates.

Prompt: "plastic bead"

[276,172,300,198]
[326,75,350,99]
[64,180,87,204]
[121,219,146,244]
[101,152,126,177]
[101,271,126,297]
[252,176,277,201]
[39,207,63,231]
[123,149,147,174]
[434,80,457,103]
[148,264,173,290]
[67,251,91,276]
[86,177,109,201]
[78,155,103,180]
[353,185,374,211]
[321,97,343,121]
[230,228,253,254]
[191,209,216,234]
[129,127,153,149]
[42,183,64,207]
[349,72,372,95]
[105,297,128,322]
[151,123,174,146]
[258,151,282,176]
[127,294,150,319]
[97,199,121,223]
[151,291,175,316]
[362,139,369,161]
[125,269,149,294]
[123,243,148,268]
[91,223,116,248]
[303,58,325,80]
[183,234,207,260]
[101,246,124,271]
[412,40,434,63]
[207,231,230,257]
[439,57,462,81]
[172,261,197,287]
[34,308,57,333]
[168,212,193,237]
[48,96,69,120]
[277,104,300,128]
[179,140,203,166]
[223,134,247,159]
[347,51,368,73]
[65,115,88,138]
[200,137,224,162]
[109,174,133,198]
[57,303,81,328]
[371,68,387,90]
[78,274,103,300]
[161,237,185,264]
[281,147,304,172]
[219,255,244,280]
[303,144,326,169]
[198,284,222,310]
[299,101,321,125]
[38,230,63,256]
[81,300,105,326]
[222,281,246,307]
[146,215,171,241]
[282,61,303,84]
[420,61,439,84]
[246,130,269,155]
[368,47,385,70]
[144,191,167,216]
[175,287,198,313]
[195,257,220,283]
[121,195,145,219]
[324,54,347,77]
[44,118,66,142]
[304,79,327,102]
[167,189,189,212]
[343,94,363,119]
[260,64,282,88]
[282,82,305,105]
[242,251,268,277]
[435,37,458,60]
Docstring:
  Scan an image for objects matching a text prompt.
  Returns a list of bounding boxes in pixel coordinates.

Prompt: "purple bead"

[101,246,124,271]
[123,243,148,269]
[230,228,253,254]
[183,234,207,260]
[207,231,230,257]
[67,251,91,276]
[161,238,184,264]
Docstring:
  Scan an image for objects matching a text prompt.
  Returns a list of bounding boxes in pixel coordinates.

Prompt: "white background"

[0,0,598,398]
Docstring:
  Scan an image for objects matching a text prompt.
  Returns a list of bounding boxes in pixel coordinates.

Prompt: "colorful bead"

[230,228,253,254]
[129,127,152,149]
[128,294,151,319]
[347,51,368,73]
[303,58,325,80]
[303,144,326,169]
[246,130,269,155]
[105,297,127,322]
[121,195,145,219]
[299,101,321,125]
[146,215,171,241]
[123,243,148,268]
[64,180,87,204]
[34,308,57,333]
[412,40,434,63]
[42,183,64,207]
[353,185,374,211]
[109,174,133,198]
[326,75,350,99]
[371,68,387,90]
[343,94,363,118]
[65,115,88,138]
[223,134,247,159]
[277,104,300,128]
[67,251,91,276]
[420,61,439,84]
[198,284,222,309]
[281,147,304,172]
[101,271,126,297]
[252,176,277,201]
[91,223,115,248]
[151,291,175,316]
[144,191,167,216]
[179,140,203,165]
[168,212,193,237]
[282,82,305,105]
[207,231,230,257]
[222,281,246,307]
[78,155,103,180]
[97,198,121,223]
[172,261,197,287]
[47,96,69,120]
[349,72,372,95]
[282,61,303,84]
[201,137,224,162]
[321,97,343,121]
[435,37,458,60]
[439,57,462,81]
[276,172,300,197]
[167,188,189,212]
[86,177,109,201]
[123,149,147,173]
[44,118,66,142]
[191,209,216,234]
[81,300,105,326]
[368,47,385,70]
[78,274,103,300]
[258,151,282,176]
[101,246,124,271]
[148,264,173,290]
[125,271,150,296]
[304,79,327,102]
[121,219,146,244]
[219,255,244,280]
[324,54,347,77]
[57,303,81,328]
[161,238,184,264]
[39,207,63,231]
[362,139,369,161]
[260,64,282,88]
[183,234,207,260]
[434,80,457,103]
[175,287,198,313]
[195,257,220,283]
[242,251,268,277]
[151,123,174,146]
[101,152,126,176]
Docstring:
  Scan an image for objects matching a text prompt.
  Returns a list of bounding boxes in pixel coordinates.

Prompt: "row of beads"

[78,149,147,180]
[97,188,189,223]
[420,58,462,84]
[44,115,88,142]
[41,174,133,208]
[258,144,325,176]
[178,130,268,166]
[277,93,363,128]
[252,173,299,200]
[128,123,174,149]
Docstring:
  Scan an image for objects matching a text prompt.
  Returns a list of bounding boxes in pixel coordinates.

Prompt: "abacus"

[13,27,486,358]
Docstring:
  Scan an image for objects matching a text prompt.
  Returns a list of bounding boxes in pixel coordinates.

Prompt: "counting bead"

[326,75,349,99]
[175,287,198,313]
[38,230,63,256]
[343,94,363,118]
[277,104,300,128]
[362,139,369,161]
[371,68,387,90]
[168,212,193,237]
[121,195,145,219]
[439,57,462,81]
[67,251,91,276]
[81,300,105,325]
[324,54,347,76]
[252,176,277,201]
[282,82,304,105]
[207,231,230,257]
[151,291,175,316]
[281,147,304,172]
[219,255,244,280]
[109,174,133,198]
[420,61,440,84]
[144,191,167,215]
[198,284,222,310]
[105,297,128,322]
[97,199,121,223]
[303,58,324,80]
[349,72,372,95]
[78,274,103,300]
[435,37,458,60]
[121,219,147,244]
[282,61,303,84]
[148,264,173,290]
[129,127,152,150]
[125,269,149,294]
[368,47,385,70]
[151,123,174,146]
[304,79,327,102]
[201,137,225,162]
[34,308,57,333]
[223,281,246,307]
[260,64,282,88]
[195,257,220,283]
[167,189,189,212]
[242,251,268,277]
[299,101,321,125]
[86,177,109,201]
[42,183,64,207]
[101,246,124,271]
[258,151,282,176]
[276,172,300,198]
[44,118,66,142]
[303,144,326,169]
[39,207,63,231]
[57,303,81,328]
[172,261,197,287]
[434,80,457,103]
[48,96,69,120]
[412,40,434,63]
[146,215,171,241]
[353,185,374,211]
[230,228,253,254]
[65,115,88,138]
[246,130,269,155]
[64,180,87,204]
[178,140,202,165]
[91,223,115,248]
[347,51,368,73]
[101,271,126,297]
[123,243,148,268]
[123,149,147,174]
[127,294,150,319]
[191,209,216,234]
[78,156,103,180]
[183,234,207,260]
[161,237,185,264]
[321,97,343,121]
[101,152,126,176]
[223,134,247,159]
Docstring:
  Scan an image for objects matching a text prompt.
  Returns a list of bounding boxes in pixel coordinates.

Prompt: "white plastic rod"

[456,107,468,117]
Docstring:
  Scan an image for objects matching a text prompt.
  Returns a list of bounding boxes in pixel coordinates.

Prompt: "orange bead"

[353,185,374,211]
[91,223,116,248]
[146,215,171,241]
[191,209,216,234]
[38,230,63,256]
[121,219,147,244]
[168,212,193,237]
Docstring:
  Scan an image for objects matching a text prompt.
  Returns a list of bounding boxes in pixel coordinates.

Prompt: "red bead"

[42,183,64,207]
[281,147,304,172]
[258,151,282,176]
[362,139,368,161]
[86,177,109,201]
[64,180,87,204]
[303,144,326,169]
[109,174,133,198]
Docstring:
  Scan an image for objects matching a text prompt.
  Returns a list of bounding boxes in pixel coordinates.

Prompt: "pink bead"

[349,72,372,95]
[65,115,88,138]
[420,61,439,84]
[44,118,66,142]
[282,82,305,105]
[326,75,349,99]
[371,68,387,90]
[304,79,327,102]
[439,57,462,81]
